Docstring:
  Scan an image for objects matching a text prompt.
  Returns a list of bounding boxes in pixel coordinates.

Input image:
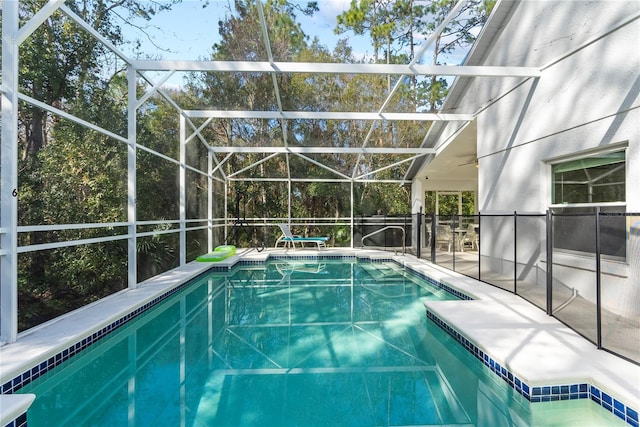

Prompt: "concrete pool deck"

[404,258,640,409]
[1,248,638,425]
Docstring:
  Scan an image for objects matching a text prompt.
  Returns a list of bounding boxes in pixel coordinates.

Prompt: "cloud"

[306,0,351,28]
[319,0,351,18]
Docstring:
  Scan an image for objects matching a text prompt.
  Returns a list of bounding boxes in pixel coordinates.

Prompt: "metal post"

[224,180,228,243]
[595,207,602,348]
[288,176,292,225]
[127,66,137,289]
[546,210,553,315]
[179,115,186,265]
[477,212,481,281]
[416,208,422,258]
[1,0,20,343]
[514,211,518,294]
[350,181,354,248]
[383,214,387,249]
[207,150,213,253]
[406,213,409,252]
[452,215,457,271]
[430,213,436,263]
[404,213,408,252]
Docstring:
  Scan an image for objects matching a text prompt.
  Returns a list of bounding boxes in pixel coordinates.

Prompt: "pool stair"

[0,394,34,427]
[357,262,405,280]
[356,262,454,301]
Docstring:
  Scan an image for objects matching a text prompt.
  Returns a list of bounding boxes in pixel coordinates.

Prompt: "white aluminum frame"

[132,60,540,78]
[0,0,540,342]
[1,0,20,343]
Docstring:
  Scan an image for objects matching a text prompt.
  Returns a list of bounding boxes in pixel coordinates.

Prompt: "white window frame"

[547,143,628,264]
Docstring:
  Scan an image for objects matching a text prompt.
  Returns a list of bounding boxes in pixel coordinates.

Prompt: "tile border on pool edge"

[426,310,639,427]
[2,412,27,427]
[0,267,212,397]
[400,265,472,301]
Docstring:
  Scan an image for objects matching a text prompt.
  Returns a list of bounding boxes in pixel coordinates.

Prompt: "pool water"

[19,259,626,426]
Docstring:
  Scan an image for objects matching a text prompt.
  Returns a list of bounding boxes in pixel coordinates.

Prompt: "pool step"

[358,263,406,281]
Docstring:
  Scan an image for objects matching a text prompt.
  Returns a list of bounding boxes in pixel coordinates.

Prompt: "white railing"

[361,226,406,255]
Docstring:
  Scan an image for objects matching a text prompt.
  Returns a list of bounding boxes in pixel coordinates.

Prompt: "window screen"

[551,150,626,258]
[552,151,625,204]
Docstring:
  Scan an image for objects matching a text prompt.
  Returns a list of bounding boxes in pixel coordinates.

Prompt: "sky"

[121,0,367,61]
[117,0,470,88]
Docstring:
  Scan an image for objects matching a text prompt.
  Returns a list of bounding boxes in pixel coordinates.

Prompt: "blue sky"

[119,0,469,88]
[123,0,365,61]
[120,0,470,63]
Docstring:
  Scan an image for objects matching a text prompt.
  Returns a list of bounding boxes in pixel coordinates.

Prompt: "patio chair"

[460,224,479,251]
[435,225,456,253]
[275,223,330,250]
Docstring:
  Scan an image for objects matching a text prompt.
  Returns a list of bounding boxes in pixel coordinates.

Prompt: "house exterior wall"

[412,0,639,323]
[477,1,639,212]
[474,1,639,317]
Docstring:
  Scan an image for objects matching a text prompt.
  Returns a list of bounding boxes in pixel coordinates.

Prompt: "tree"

[422,0,495,111]
[15,0,179,330]
[11,0,488,330]
[335,0,410,65]
[185,0,319,242]
[335,0,494,111]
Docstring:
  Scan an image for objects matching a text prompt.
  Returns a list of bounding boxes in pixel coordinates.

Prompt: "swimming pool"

[17,258,628,426]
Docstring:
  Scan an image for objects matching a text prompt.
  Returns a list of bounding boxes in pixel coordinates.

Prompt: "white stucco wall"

[474,1,639,318]
[412,1,639,323]
[476,0,639,212]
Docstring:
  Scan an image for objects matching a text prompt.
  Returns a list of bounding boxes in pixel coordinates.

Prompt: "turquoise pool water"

[19,259,626,426]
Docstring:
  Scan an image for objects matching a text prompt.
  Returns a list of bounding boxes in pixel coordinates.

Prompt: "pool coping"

[401,259,640,427]
[1,248,638,426]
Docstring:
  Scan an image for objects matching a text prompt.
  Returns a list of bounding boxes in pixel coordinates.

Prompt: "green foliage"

[356,183,411,216]
[336,0,417,63]
[136,226,179,283]
[335,0,491,111]
[13,0,485,331]
[425,191,475,215]
[15,0,181,330]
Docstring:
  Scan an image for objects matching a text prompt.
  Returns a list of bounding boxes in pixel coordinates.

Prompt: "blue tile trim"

[426,310,638,426]
[3,411,27,427]
[270,254,358,262]
[1,268,211,395]
[401,264,473,301]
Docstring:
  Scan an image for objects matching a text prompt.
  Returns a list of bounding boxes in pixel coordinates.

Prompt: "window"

[550,149,626,258]
[552,151,625,204]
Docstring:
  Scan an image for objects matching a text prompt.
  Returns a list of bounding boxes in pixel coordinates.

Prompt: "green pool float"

[196,245,236,262]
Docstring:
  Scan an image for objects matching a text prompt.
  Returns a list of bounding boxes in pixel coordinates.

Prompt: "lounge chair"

[275,223,330,250]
